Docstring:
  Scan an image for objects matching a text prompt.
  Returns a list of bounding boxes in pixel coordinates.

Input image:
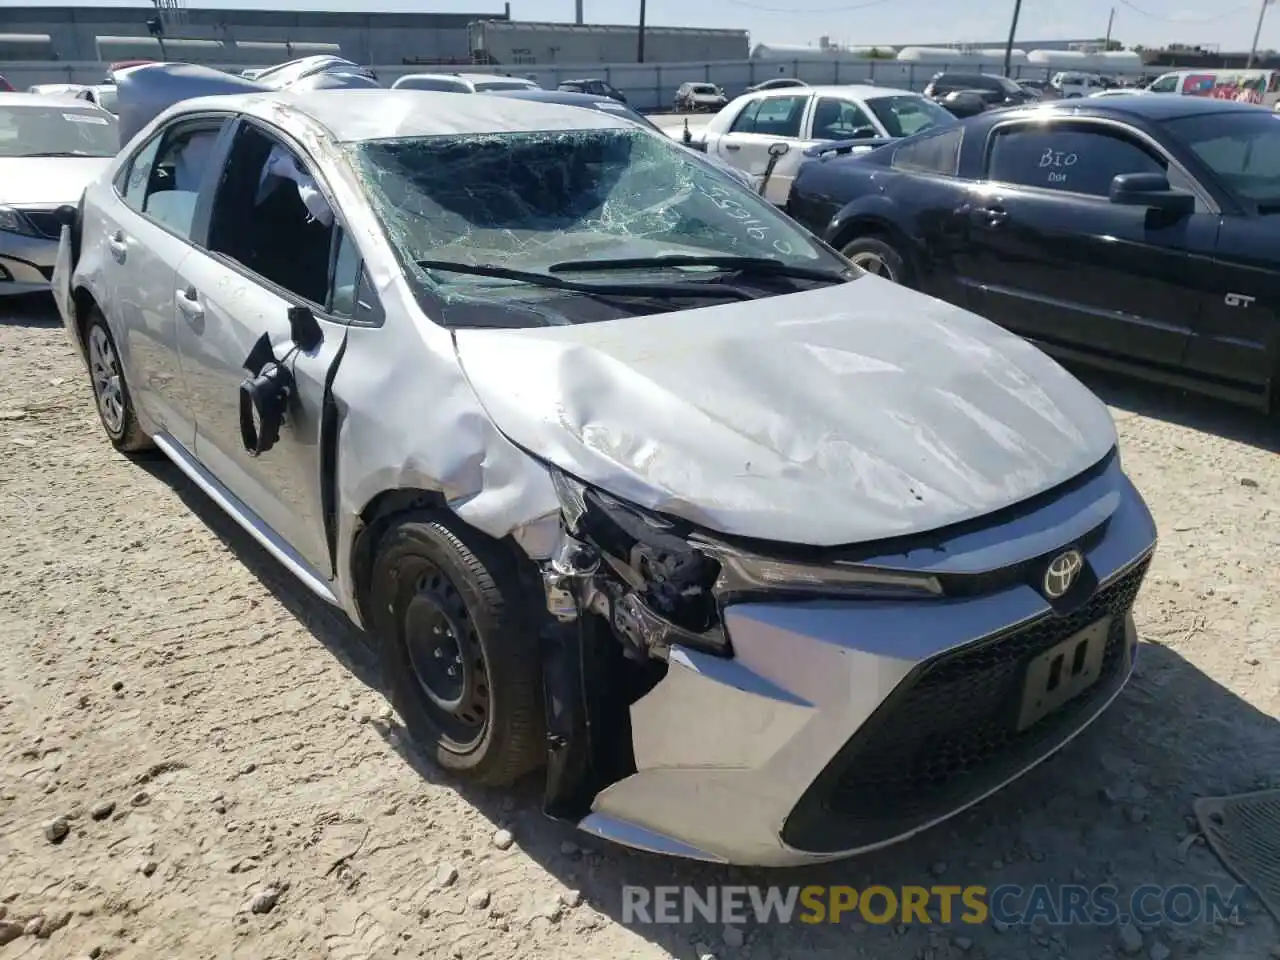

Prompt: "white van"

[1145,68,1280,108]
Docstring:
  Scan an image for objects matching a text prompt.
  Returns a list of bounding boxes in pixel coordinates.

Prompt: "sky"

[3,0,1278,52]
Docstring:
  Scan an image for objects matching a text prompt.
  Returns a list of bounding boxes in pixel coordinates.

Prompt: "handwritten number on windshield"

[696,182,792,253]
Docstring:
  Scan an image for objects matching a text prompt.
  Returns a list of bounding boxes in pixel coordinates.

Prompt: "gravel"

[0,303,1276,958]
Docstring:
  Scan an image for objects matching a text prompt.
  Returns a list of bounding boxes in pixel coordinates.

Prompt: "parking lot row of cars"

[0,54,1269,870]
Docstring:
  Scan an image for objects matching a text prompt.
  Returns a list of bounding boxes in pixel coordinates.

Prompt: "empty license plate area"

[1016,617,1111,731]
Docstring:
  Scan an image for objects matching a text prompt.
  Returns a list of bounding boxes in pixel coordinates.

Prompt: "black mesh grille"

[21,210,62,241]
[781,555,1151,854]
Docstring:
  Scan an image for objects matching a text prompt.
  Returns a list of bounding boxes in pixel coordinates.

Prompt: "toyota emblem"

[1043,549,1084,599]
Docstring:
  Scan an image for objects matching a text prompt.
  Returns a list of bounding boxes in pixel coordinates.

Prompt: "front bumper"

[0,225,58,296]
[579,452,1157,866]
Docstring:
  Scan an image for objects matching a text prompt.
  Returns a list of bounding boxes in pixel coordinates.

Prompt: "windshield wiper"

[17,151,97,158]
[415,259,755,301]
[546,254,852,284]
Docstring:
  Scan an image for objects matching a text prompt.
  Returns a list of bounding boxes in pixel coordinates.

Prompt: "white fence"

[1,55,1152,111]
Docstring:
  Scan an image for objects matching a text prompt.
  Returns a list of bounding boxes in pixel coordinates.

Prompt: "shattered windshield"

[351,126,846,320]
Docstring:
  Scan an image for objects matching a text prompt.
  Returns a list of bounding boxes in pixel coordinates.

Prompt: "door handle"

[107,230,127,262]
[176,285,204,320]
[723,143,741,151]
[971,205,1009,227]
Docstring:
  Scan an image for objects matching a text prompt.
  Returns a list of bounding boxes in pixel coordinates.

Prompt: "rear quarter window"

[891,126,963,176]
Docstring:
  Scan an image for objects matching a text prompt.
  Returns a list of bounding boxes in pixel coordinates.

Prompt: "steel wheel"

[88,324,125,435]
[848,250,897,282]
[402,564,490,750]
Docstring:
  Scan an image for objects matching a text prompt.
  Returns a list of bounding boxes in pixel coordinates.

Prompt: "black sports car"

[786,95,1280,413]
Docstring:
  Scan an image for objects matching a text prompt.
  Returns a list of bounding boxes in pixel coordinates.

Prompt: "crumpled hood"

[0,158,111,206]
[453,276,1117,546]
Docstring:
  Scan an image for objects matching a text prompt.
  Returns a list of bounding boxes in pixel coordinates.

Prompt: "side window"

[1148,74,1179,93]
[810,97,876,141]
[352,265,385,327]
[206,123,337,307]
[328,228,361,318]
[119,132,162,208]
[891,126,963,176]
[728,99,762,133]
[119,121,224,240]
[749,95,807,138]
[986,123,1165,197]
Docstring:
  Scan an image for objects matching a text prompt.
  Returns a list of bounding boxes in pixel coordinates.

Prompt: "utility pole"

[637,0,646,62]
[1247,0,1272,68]
[1002,0,1023,77]
[575,0,583,25]
[1104,7,1115,49]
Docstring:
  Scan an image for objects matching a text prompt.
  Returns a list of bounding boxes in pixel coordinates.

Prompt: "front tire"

[841,236,910,286]
[370,513,545,786]
[84,309,151,453]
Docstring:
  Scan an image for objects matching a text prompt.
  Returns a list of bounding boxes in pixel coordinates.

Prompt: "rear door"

[95,113,233,450]
[173,116,355,579]
[955,117,1217,370]
[712,92,812,203]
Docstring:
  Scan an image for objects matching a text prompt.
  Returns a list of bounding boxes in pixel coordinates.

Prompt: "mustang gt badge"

[1043,549,1085,599]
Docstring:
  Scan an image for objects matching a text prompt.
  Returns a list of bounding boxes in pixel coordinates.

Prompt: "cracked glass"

[350,126,845,318]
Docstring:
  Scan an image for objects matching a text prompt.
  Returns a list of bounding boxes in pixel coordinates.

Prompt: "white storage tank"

[897,46,1025,64]
[1027,48,1142,73]
[752,42,835,59]
[980,48,1026,64]
[1096,50,1144,72]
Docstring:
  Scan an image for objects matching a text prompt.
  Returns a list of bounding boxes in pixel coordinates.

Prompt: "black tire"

[841,235,911,286]
[83,309,152,453]
[370,512,545,786]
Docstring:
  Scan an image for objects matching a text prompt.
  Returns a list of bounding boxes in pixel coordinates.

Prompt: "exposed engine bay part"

[541,472,727,663]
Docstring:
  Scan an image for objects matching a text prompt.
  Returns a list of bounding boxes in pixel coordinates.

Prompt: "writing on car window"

[987,124,1165,196]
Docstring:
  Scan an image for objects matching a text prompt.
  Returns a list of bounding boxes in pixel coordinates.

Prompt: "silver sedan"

[0,93,116,296]
[53,65,1156,866]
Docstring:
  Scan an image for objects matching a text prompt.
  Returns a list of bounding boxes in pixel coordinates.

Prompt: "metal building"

[0,5,510,66]
[469,20,749,65]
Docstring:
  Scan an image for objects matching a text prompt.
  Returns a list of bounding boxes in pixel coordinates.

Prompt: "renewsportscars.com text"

[622,884,1249,927]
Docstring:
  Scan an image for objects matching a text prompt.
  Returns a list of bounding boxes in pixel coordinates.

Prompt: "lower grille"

[20,210,62,241]
[781,555,1151,854]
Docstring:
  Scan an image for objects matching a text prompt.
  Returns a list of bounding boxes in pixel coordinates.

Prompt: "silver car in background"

[53,67,1156,866]
[0,93,117,296]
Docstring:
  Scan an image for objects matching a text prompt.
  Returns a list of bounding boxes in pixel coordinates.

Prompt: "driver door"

[174,116,361,581]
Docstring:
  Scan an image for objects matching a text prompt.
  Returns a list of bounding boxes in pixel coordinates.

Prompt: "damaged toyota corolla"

[51,68,1157,867]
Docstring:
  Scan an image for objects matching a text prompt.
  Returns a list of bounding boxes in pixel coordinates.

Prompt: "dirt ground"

[1,296,1277,960]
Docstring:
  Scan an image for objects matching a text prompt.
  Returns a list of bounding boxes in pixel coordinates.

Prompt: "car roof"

[495,88,625,108]
[0,90,103,107]
[396,73,468,81]
[1011,94,1272,123]
[456,73,530,82]
[750,83,916,99]
[175,88,632,142]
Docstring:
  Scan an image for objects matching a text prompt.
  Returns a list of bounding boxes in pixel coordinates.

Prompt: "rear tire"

[84,309,151,453]
[841,236,910,286]
[370,513,546,787]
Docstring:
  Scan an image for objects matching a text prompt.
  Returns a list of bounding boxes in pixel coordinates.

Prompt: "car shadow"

[127,450,1279,958]
[1066,364,1280,454]
[0,293,63,328]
